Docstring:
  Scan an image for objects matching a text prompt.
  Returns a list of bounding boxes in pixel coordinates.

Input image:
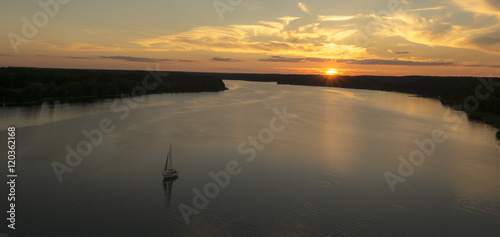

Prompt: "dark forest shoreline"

[0,67,227,106]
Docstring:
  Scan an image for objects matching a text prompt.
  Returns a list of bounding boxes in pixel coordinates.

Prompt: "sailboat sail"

[167,143,173,171]
[163,142,178,179]
[164,152,169,171]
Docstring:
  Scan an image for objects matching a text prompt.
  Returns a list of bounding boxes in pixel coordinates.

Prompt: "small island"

[0,67,227,106]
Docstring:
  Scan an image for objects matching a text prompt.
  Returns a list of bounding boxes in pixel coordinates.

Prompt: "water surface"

[1,80,499,236]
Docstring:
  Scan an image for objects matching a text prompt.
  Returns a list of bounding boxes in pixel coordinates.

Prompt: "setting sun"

[326,69,338,75]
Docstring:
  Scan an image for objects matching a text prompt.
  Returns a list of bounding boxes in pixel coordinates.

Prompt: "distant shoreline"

[274,75,500,129]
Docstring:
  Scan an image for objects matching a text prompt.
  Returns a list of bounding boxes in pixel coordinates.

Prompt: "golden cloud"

[318,15,356,21]
[298,2,312,14]
[133,18,368,59]
[373,11,500,54]
[451,0,500,16]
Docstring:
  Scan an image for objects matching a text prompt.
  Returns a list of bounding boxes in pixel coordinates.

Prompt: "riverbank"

[276,75,500,132]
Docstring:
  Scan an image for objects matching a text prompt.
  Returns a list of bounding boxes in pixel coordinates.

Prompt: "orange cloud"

[372,11,500,54]
[451,0,500,16]
[133,18,369,58]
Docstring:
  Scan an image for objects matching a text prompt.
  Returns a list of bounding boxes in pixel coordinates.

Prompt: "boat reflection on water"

[162,176,178,207]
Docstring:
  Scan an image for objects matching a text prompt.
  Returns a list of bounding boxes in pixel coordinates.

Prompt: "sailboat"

[163,143,179,179]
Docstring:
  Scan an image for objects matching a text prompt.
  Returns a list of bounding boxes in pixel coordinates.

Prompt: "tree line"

[0,67,227,105]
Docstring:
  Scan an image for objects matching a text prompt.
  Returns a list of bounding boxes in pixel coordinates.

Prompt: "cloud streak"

[64,56,96,59]
[336,59,453,66]
[211,57,242,62]
[409,6,448,12]
[258,56,303,62]
[298,2,312,14]
[257,56,448,66]
[49,43,124,52]
[258,56,333,63]
[388,50,410,54]
[99,56,171,63]
[318,15,356,21]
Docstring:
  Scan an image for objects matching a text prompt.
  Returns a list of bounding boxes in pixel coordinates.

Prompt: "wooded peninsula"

[0,67,227,105]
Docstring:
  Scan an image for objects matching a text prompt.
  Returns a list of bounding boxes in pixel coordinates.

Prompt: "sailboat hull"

[163,170,178,179]
[163,176,178,182]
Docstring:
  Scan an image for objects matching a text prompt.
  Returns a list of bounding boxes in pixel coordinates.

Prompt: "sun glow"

[326,69,338,75]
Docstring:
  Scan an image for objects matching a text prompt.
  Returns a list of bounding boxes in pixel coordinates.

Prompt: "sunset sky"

[1,0,500,76]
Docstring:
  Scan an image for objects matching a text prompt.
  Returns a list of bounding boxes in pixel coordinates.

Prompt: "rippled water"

[1,80,499,236]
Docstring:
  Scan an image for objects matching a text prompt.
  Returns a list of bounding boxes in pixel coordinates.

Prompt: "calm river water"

[1,80,499,236]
